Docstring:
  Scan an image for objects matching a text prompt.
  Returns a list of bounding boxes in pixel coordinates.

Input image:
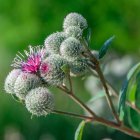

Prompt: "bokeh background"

[0,0,140,140]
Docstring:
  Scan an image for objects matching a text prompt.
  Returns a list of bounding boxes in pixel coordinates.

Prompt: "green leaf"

[86,28,91,45]
[61,64,70,74]
[83,28,91,47]
[119,106,125,121]
[11,94,24,104]
[135,72,140,109]
[127,83,137,102]
[126,63,140,103]
[75,121,86,140]
[98,35,115,59]
[127,72,140,131]
[128,107,140,131]
[118,80,128,120]
[118,63,140,121]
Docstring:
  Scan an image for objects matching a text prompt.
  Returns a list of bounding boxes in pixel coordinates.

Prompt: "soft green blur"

[0,0,140,140]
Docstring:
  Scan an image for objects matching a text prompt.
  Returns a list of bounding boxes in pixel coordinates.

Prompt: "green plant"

[4,12,140,139]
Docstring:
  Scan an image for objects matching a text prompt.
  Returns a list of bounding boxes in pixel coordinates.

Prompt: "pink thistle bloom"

[12,46,46,74]
[40,62,50,74]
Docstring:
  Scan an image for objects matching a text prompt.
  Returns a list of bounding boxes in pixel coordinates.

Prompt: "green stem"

[69,93,97,117]
[95,116,140,138]
[95,64,121,124]
[53,109,93,120]
[58,85,97,117]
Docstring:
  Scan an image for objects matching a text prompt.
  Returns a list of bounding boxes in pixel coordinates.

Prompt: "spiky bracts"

[14,72,41,100]
[65,26,83,39]
[44,32,66,54]
[5,69,21,94]
[60,37,83,58]
[40,55,66,86]
[25,87,54,116]
[63,13,88,30]
[69,58,88,76]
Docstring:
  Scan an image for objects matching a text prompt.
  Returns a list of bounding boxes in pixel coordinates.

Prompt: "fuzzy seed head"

[25,87,54,116]
[40,55,66,86]
[65,26,83,39]
[45,32,66,54]
[14,72,41,99]
[60,37,83,58]
[4,69,21,94]
[63,13,88,30]
[69,58,88,76]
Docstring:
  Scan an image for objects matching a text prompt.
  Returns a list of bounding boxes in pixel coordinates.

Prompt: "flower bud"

[4,69,21,94]
[60,37,83,58]
[65,26,83,39]
[25,87,54,116]
[40,55,66,86]
[14,72,41,99]
[63,13,88,30]
[44,32,66,54]
[69,58,88,76]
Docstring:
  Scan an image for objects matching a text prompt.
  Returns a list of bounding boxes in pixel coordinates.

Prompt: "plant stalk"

[53,109,93,120]
[95,64,121,124]
[53,108,140,138]
[69,93,97,117]
[82,38,120,124]
[95,116,140,138]
[58,86,97,117]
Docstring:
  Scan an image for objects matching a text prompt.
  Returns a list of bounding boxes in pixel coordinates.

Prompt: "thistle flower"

[12,46,45,74]
[40,54,66,86]
[25,87,54,116]
[44,32,66,54]
[60,37,83,58]
[63,13,88,30]
[4,69,21,94]
[14,72,41,100]
[65,26,83,39]
[69,58,88,76]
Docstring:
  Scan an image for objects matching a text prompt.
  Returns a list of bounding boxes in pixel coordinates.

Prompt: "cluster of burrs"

[4,13,89,117]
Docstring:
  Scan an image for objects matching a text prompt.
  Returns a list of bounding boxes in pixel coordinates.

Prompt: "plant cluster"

[4,13,140,139]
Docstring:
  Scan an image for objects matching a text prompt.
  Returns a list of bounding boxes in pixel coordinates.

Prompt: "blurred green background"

[0,0,140,140]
